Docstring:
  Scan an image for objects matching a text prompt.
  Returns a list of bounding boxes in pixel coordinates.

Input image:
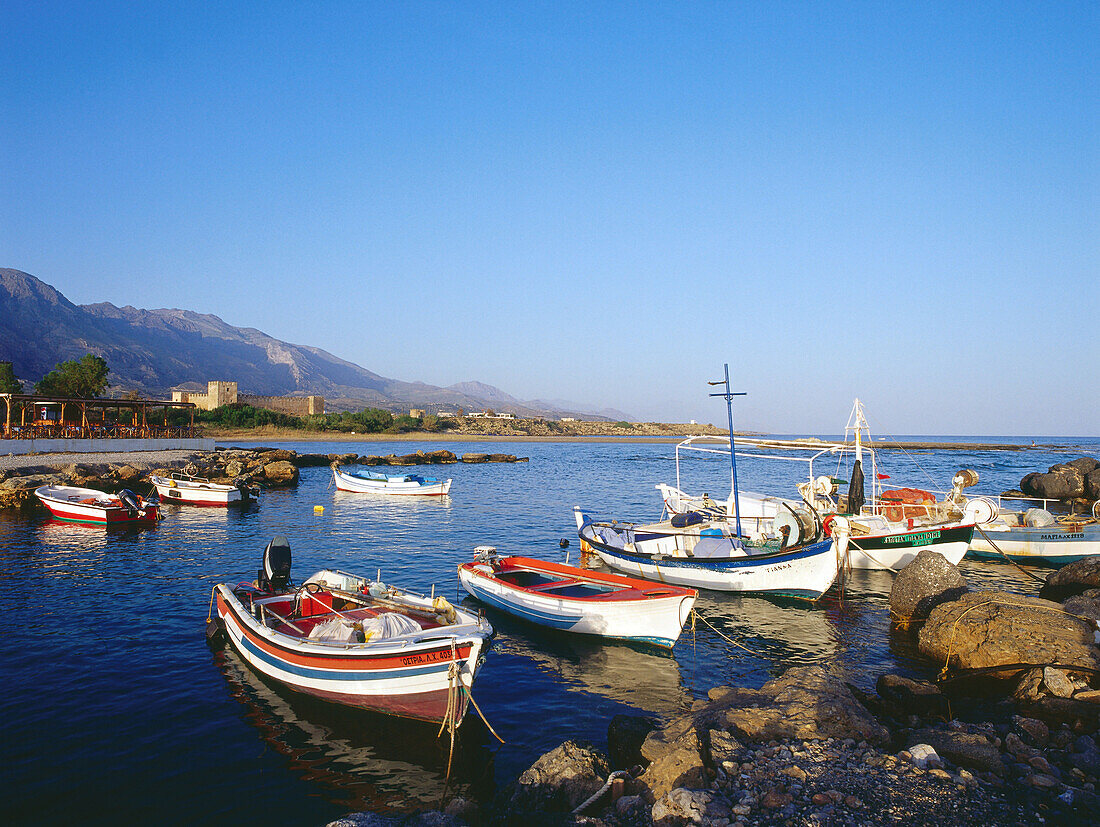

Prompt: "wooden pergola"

[0,394,198,439]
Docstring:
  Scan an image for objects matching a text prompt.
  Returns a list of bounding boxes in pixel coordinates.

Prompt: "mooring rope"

[937,597,1099,680]
[972,524,1047,584]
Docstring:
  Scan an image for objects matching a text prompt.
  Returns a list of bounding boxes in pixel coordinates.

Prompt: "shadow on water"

[212,644,496,814]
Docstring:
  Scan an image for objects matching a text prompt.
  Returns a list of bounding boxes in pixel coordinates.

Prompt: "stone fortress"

[172,381,324,416]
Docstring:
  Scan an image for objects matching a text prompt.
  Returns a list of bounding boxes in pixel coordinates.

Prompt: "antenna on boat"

[709,364,746,544]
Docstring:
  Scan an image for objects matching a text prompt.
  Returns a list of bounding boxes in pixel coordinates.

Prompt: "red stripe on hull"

[218,594,473,671]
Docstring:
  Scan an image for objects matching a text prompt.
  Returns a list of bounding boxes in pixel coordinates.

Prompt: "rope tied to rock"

[937,596,1100,681]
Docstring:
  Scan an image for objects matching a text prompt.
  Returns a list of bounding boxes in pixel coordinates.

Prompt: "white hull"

[969,519,1100,566]
[150,475,243,506]
[458,563,695,647]
[333,467,452,496]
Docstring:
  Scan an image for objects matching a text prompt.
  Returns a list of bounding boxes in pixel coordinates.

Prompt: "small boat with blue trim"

[212,536,492,726]
[458,547,697,648]
[965,497,1100,567]
[574,506,850,601]
[333,465,452,496]
[572,365,852,601]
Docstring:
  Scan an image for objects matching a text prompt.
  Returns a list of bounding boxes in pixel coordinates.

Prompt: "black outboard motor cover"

[259,536,292,592]
[118,489,140,515]
[670,511,706,529]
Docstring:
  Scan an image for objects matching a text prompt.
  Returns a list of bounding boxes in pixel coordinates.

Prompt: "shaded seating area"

[0,393,199,439]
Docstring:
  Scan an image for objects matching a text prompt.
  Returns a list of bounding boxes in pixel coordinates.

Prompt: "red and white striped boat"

[34,484,160,525]
[212,537,493,726]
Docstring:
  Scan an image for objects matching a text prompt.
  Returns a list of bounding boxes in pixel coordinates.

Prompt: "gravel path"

[0,449,203,473]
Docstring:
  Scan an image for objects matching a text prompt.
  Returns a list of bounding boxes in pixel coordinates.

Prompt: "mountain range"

[0,269,630,420]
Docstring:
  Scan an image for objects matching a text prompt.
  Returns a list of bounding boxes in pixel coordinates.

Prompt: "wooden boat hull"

[214,582,489,725]
[458,556,696,647]
[333,468,452,496]
[149,475,244,506]
[967,521,1100,567]
[34,485,160,525]
[845,522,974,570]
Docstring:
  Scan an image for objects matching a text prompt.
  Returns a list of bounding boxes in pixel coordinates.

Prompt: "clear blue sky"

[3,2,1096,435]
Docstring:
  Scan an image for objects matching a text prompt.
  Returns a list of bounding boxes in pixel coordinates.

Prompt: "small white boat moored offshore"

[332,465,452,496]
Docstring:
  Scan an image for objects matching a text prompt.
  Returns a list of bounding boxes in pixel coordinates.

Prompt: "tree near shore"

[35,354,110,398]
[0,361,22,394]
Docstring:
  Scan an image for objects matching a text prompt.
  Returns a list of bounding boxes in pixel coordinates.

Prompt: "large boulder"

[503,740,610,815]
[262,460,299,486]
[1088,468,1100,501]
[918,590,1100,674]
[906,728,1006,775]
[425,450,458,464]
[889,550,968,626]
[1041,557,1100,601]
[258,449,296,463]
[635,715,708,802]
[1021,463,1088,500]
[715,664,890,746]
[461,453,490,463]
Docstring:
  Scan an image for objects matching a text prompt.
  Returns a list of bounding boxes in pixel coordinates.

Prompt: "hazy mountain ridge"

[0,268,624,420]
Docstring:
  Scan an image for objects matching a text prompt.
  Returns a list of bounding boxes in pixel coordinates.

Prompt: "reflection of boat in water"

[213,645,493,813]
[480,610,690,714]
[689,590,841,666]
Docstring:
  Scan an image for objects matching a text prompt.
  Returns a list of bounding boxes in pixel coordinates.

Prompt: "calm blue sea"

[3,436,1098,824]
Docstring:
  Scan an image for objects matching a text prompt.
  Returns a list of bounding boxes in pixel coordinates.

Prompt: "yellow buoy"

[314,505,324,514]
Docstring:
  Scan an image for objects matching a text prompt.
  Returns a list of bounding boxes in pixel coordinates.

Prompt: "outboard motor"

[233,477,252,501]
[258,536,292,592]
[118,489,140,516]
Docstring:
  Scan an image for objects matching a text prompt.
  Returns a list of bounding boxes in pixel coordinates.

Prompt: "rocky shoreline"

[0,446,527,508]
[329,550,1100,827]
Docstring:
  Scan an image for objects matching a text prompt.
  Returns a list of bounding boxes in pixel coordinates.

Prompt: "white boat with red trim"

[34,484,160,525]
[333,466,452,496]
[149,473,258,506]
[212,537,492,726]
[458,547,697,648]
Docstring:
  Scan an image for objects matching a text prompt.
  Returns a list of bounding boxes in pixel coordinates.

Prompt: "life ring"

[822,515,836,537]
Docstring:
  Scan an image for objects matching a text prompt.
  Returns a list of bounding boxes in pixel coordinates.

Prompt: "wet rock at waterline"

[918,590,1100,674]
[1040,556,1100,602]
[889,550,969,626]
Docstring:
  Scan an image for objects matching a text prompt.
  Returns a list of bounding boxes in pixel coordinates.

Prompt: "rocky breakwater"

[322,449,528,467]
[326,553,1100,826]
[0,447,309,508]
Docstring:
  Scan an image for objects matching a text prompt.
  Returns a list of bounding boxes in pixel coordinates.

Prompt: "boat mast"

[709,364,746,543]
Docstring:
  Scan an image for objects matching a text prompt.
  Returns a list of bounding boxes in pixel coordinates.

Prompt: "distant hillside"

[0,268,626,420]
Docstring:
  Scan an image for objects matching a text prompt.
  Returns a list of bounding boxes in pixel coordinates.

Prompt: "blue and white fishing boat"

[574,366,851,601]
[654,400,976,572]
[965,496,1100,567]
[333,465,452,497]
